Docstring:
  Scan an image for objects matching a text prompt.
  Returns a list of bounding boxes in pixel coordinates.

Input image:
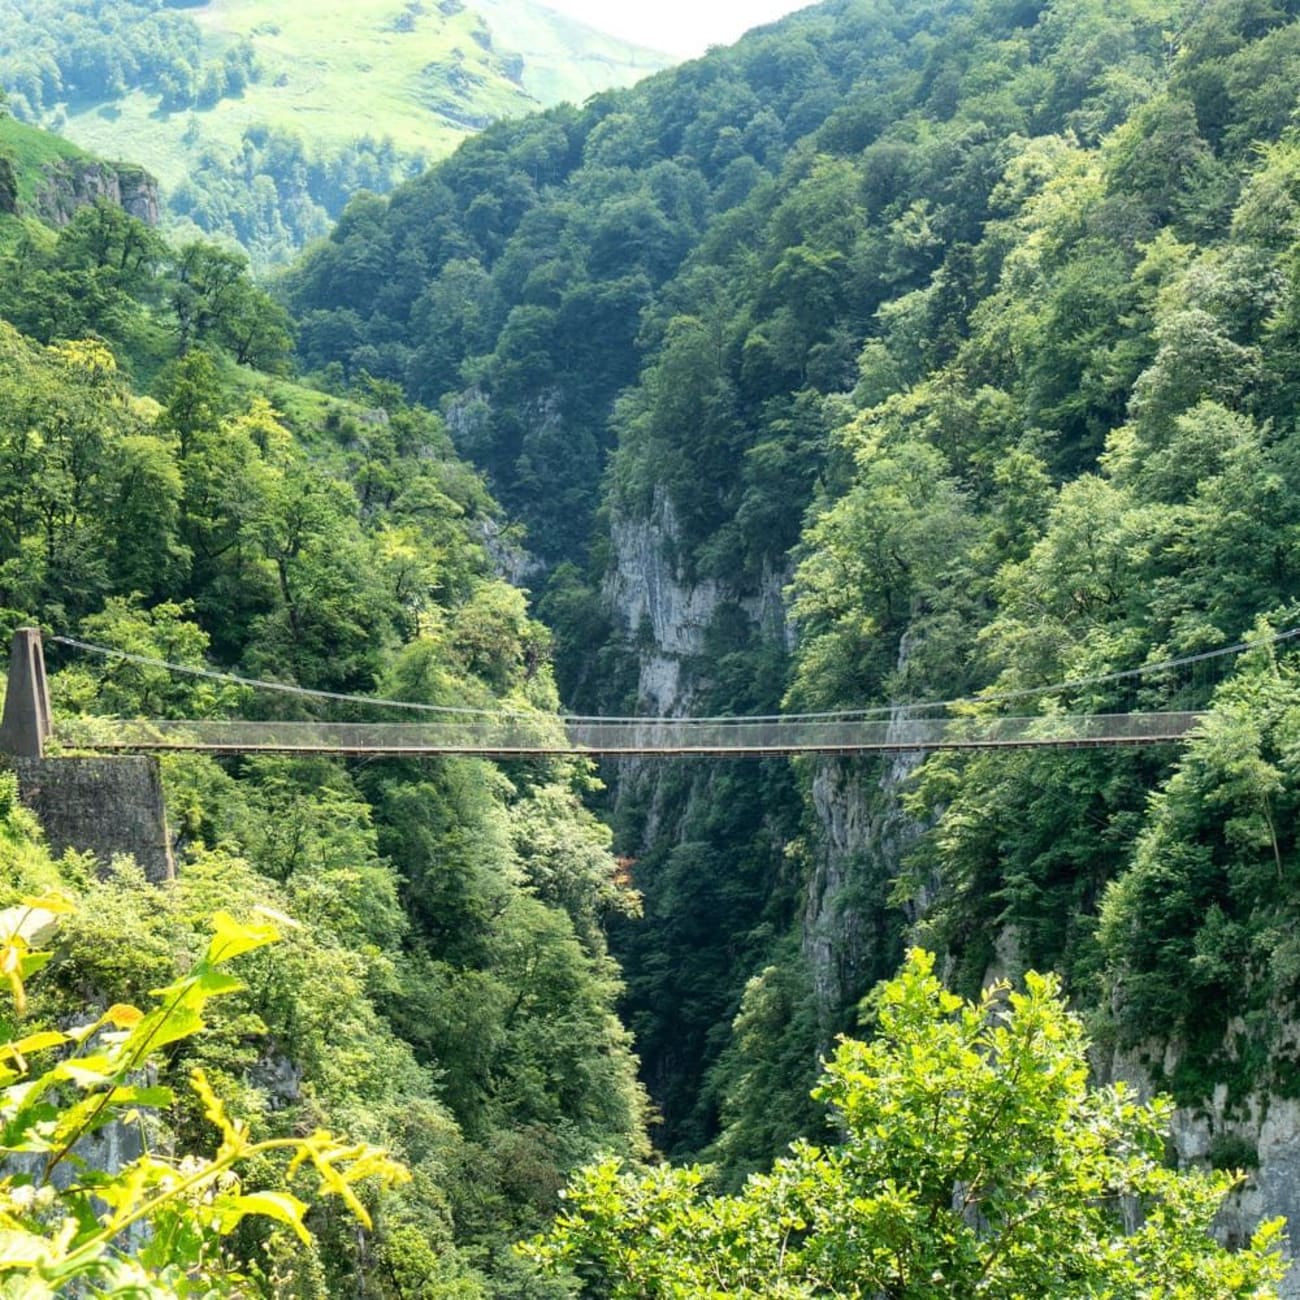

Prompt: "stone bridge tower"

[0,628,173,882]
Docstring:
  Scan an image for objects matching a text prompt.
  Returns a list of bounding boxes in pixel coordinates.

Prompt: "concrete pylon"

[0,628,52,759]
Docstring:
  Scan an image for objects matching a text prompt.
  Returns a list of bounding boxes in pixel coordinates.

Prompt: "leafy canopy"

[526,950,1286,1298]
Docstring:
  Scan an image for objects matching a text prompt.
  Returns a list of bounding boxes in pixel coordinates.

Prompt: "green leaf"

[0,1226,58,1268]
[204,911,280,966]
[108,1084,173,1108]
[189,1067,246,1158]
[1,1031,67,1060]
[214,1190,311,1244]
[15,954,51,982]
[121,1004,206,1058]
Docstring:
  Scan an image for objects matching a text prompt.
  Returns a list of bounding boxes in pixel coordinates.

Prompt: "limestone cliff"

[604,488,791,721]
[604,496,927,1034]
[1097,1036,1300,1294]
[604,491,727,721]
[33,158,160,227]
[603,487,795,848]
[599,488,803,1146]
[803,748,924,1026]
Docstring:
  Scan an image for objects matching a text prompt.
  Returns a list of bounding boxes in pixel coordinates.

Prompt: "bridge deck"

[53,712,1205,757]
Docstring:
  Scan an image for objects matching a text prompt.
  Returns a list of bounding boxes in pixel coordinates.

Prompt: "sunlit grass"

[0,115,95,206]
[57,0,669,199]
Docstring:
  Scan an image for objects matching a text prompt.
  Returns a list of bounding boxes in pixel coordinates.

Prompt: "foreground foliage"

[528,951,1286,1298]
[0,899,406,1297]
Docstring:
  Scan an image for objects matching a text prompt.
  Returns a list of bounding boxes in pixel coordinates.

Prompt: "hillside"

[0,108,652,1296]
[0,111,160,242]
[0,113,95,209]
[282,0,1300,1256]
[0,0,670,263]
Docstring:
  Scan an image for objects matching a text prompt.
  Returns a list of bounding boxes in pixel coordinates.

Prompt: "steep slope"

[0,114,648,1298]
[0,112,158,226]
[284,0,1300,1247]
[286,0,967,562]
[0,0,669,263]
[0,114,94,212]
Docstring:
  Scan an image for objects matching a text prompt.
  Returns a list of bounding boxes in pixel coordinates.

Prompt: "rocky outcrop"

[803,748,924,1023]
[800,628,935,1024]
[1101,1035,1300,1294]
[115,165,160,225]
[604,488,790,717]
[602,488,796,850]
[605,493,723,717]
[33,159,160,227]
[479,515,542,588]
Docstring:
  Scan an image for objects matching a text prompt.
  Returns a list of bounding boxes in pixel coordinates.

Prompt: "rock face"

[801,631,935,1025]
[1174,1094,1300,1292]
[604,488,791,718]
[605,492,724,718]
[8,1107,148,1205]
[33,159,160,227]
[479,515,543,588]
[804,746,925,1023]
[602,488,795,853]
[1103,1039,1300,1293]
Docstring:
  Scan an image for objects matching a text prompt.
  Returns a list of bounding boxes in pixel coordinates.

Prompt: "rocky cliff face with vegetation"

[33,158,159,226]
[0,113,158,225]
[283,0,1300,1254]
[10,0,1300,1287]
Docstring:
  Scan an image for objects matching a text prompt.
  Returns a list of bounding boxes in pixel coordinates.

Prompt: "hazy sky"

[537,0,811,56]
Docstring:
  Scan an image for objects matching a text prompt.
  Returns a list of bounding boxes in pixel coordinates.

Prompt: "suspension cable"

[49,622,1300,725]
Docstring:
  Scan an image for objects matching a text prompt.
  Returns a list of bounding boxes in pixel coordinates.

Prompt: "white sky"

[537,0,811,57]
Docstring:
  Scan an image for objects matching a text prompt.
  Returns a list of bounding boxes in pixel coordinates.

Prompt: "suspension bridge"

[47,710,1209,757]
[0,626,1254,761]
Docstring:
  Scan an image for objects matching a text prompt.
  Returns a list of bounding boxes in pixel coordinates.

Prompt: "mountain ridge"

[0,0,671,262]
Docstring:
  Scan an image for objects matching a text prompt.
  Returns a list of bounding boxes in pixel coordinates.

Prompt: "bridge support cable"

[45,623,1300,723]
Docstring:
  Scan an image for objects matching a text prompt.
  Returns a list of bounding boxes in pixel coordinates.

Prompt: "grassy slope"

[0,110,395,431]
[216,354,339,442]
[472,0,673,104]
[59,0,671,191]
[0,114,94,206]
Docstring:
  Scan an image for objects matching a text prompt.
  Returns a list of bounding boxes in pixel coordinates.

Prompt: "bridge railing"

[52,711,1204,756]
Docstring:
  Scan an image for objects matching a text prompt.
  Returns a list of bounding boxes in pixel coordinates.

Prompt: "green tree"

[528,950,1286,1298]
[169,242,292,367]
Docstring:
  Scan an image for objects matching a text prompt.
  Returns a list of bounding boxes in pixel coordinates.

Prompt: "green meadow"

[60,0,668,191]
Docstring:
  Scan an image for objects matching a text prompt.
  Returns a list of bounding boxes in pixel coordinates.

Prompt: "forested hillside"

[0,0,668,264]
[283,0,1300,1212]
[0,134,646,1296]
[12,0,1300,1288]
